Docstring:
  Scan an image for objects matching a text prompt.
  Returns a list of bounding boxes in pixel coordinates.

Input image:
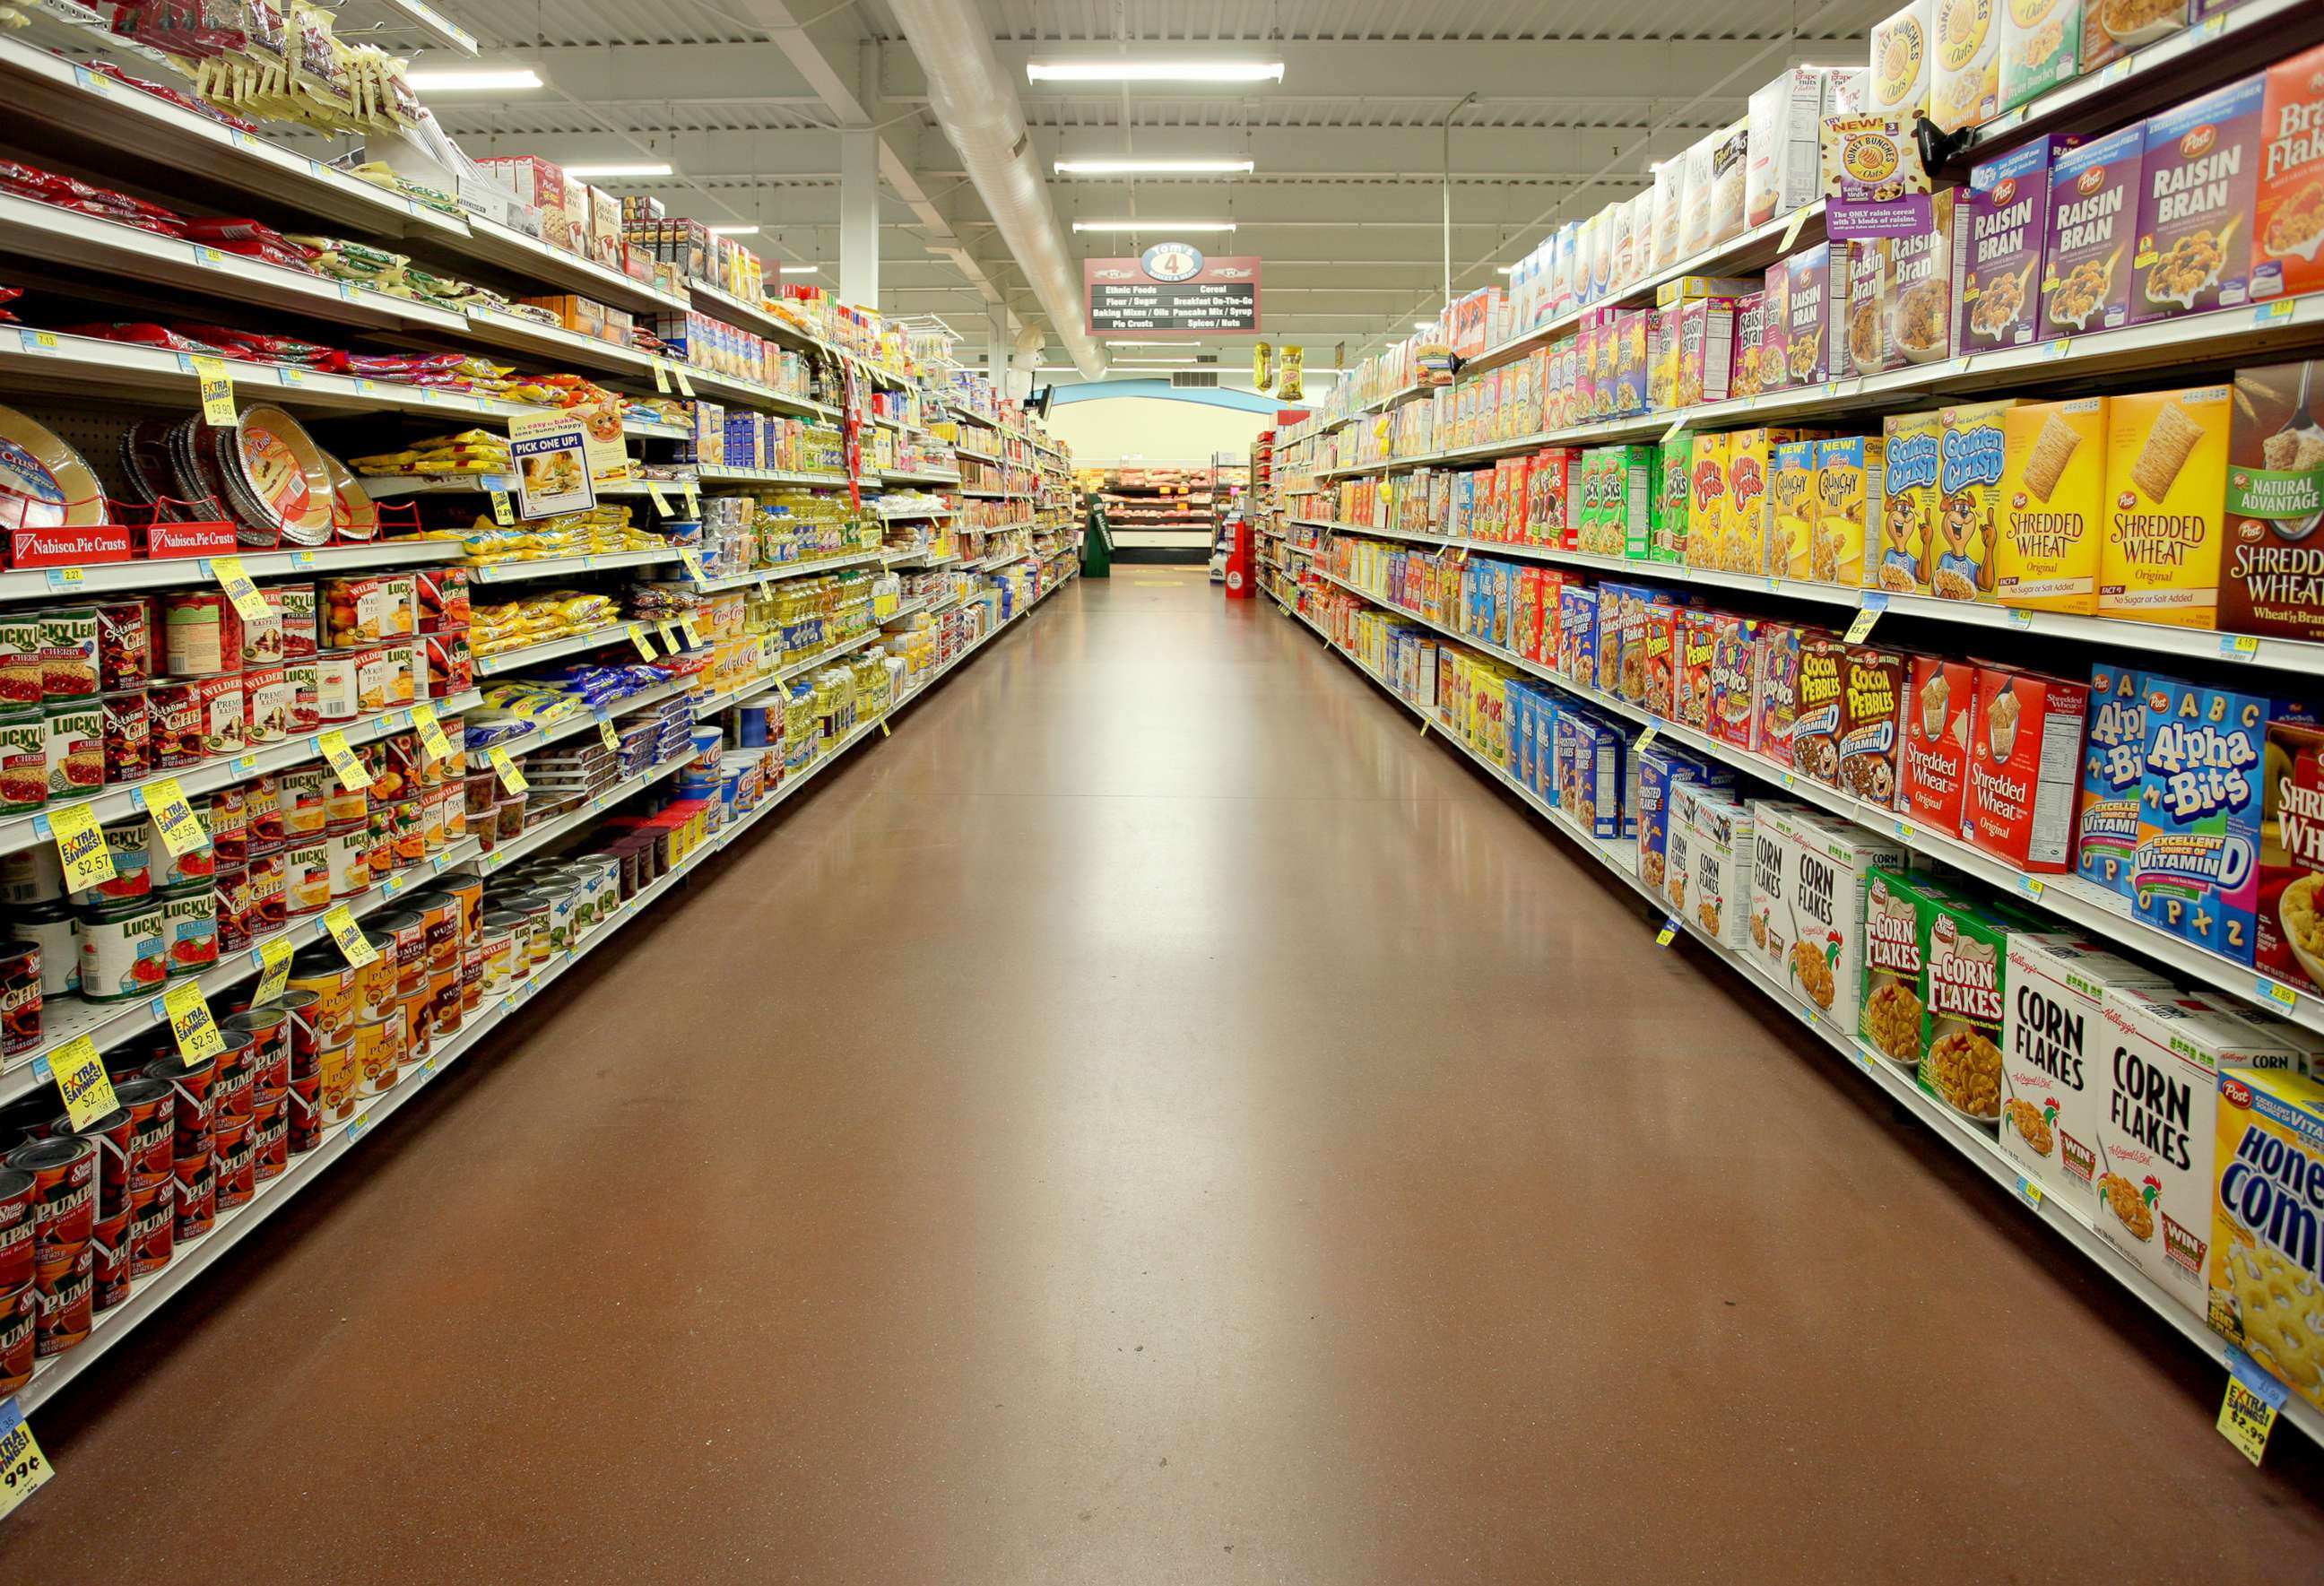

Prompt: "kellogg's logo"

[2179,125,2217,160]
[2076,165,2106,196]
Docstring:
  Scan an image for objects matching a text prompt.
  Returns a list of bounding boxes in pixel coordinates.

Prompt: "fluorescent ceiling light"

[1055,159,1254,175]
[405,66,542,91]
[778,264,819,274]
[1115,356,1198,364]
[1071,220,1237,232]
[1496,264,1516,274]
[1106,339,1194,346]
[1029,60,1284,82]
[1412,321,1435,331]
[560,161,673,178]
[709,225,760,236]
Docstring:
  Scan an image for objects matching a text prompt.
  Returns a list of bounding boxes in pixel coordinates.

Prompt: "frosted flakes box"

[1755,803,1909,1036]
[2132,74,2266,324]
[2211,1067,2324,1412]
[1999,0,2080,110]
[1838,644,1908,809]
[1814,435,1882,587]
[1956,135,2077,352]
[1999,936,2171,1215]
[1684,788,1756,949]
[1930,0,2001,134]
[1963,663,2090,871]
[2099,383,2231,628]
[1561,711,1628,838]
[2131,678,2273,963]
[2253,43,2324,306]
[2042,127,2143,339]
[1794,634,1850,787]
[1929,398,2015,602]
[2260,714,2324,995]
[2222,362,2324,644]
[1995,396,2106,612]
[1756,621,1810,768]
[1877,410,1942,593]
[1900,654,1977,834]
[1869,0,1933,120]
[2075,660,2153,898]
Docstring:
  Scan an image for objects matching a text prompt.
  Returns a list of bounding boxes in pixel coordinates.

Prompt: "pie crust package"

[2212,1068,2324,1414]
[230,405,334,546]
[0,403,105,533]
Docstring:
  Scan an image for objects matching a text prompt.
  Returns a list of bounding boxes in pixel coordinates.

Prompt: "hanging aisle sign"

[1085,244,1261,335]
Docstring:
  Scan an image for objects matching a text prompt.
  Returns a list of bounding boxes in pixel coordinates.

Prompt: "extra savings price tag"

[410,704,455,762]
[41,802,115,894]
[323,903,378,968]
[159,978,227,1063]
[317,729,371,792]
[43,1036,117,1131]
[209,555,270,620]
[251,936,294,1004]
[0,1400,53,1521]
[2219,1346,2290,1466]
[488,746,528,795]
[135,775,210,859]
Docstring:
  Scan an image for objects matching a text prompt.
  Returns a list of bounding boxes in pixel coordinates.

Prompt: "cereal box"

[1638,748,1731,894]
[2077,661,2154,897]
[2096,986,2304,1316]
[1995,396,2107,612]
[1607,446,1657,560]
[2259,715,2324,995]
[2222,362,2324,644]
[1708,119,1751,249]
[1794,634,1850,786]
[1900,654,1977,833]
[1687,433,1730,573]
[1862,865,1959,1071]
[2042,127,2143,339]
[1678,132,1721,260]
[1869,0,1933,120]
[1999,0,2080,111]
[1930,398,2015,601]
[1838,644,1908,808]
[1707,614,1762,752]
[1887,186,1955,367]
[1748,67,1848,229]
[2099,383,2232,628]
[1782,244,1843,387]
[1999,936,2172,1213]
[1930,0,2001,133]
[1756,621,1809,767]
[1664,776,1704,914]
[2253,43,2324,305]
[1877,410,1941,593]
[1638,601,1680,718]
[1920,891,2018,1120]
[1674,609,1720,732]
[1564,712,1628,838]
[1682,788,1756,948]
[1601,585,1638,698]
[1964,663,2091,871]
[1725,429,1775,576]
[1769,440,1821,578]
[2131,74,2265,324]
[1756,803,1910,1036]
[1653,442,1690,564]
[1674,294,1741,407]
[1757,259,1793,396]
[1814,435,1883,586]
[2079,0,2183,74]
[1649,157,1685,273]
[2132,678,2273,962]
[1731,292,1769,400]
[2211,1066,2324,1410]
[1955,135,2078,351]
[1558,585,1600,682]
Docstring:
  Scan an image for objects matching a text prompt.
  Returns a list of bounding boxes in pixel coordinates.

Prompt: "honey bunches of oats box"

[2212,1066,2324,1412]
[1998,935,2169,1218]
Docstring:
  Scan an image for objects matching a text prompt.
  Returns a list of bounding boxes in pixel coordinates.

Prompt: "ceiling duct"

[881,0,1107,380]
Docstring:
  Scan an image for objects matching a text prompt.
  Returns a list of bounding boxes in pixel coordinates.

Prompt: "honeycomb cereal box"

[1869,0,1933,120]
[2131,677,2273,963]
[1877,410,1942,593]
[1930,399,2015,602]
[2260,715,2324,995]
[1963,663,2090,871]
[1862,865,1959,1074]
[1900,654,1977,834]
[2042,126,2143,340]
[1998,937,2171,1218]
[1769,440,1820,579]
[1757,804,1909,1036]
[2099,383,2231,628]
[2095,986,2305,1318]
[2223,362,2324,644]
[2132,74,2266,325]
[2077,660,2154,898]
[1929,0,2000,134]
[1998,0,2079,111]
[1814,436,1882,587]
[2212,1066,2324,1411]
[2253,43,2324,305]
[1794,634,1850,787]
[1995,396,2106,612]
[1687,432,1730,573]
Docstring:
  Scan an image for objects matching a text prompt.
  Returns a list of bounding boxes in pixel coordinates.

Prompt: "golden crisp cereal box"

[1769,440,1820,579]
[1928,399,2016,602]
[1815,436,1884,587]
[1687,431,1730,573]
[1995,396,2106,612]
[1877,410,1944,593]
[2099,384,2232,628]
[2212,1067,2324,1413]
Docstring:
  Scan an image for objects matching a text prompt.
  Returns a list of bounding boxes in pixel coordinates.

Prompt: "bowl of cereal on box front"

[1928,1022,2004,1126]
[2280,874,2324,993]
[1895,282,1952,364]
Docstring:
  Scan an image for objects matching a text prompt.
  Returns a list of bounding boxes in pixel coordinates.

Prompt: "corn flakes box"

[1919,889,2025,1119]
[2132,74,2266,325]
[2212,1066,2324,1410]
[1794,634,1850,786]
[1877,410,1942,592]
[1652,441,1690,564]
[2132,678,2274,963]
[1869,0,1933,119]
[2099,383,2231,628]
[1999,936,2171,1215]
[1931,0,2000,134]
[1682,788,1756,947]
[1995,396,2106,612]
[1814,435,1883,587]
[1769,440,1820,579]
[1999,0,2079,111]
[1756,621,1809,767]
[2260,715,2324,995]
[1687,432,1730,572]
[1754,804,1906,1036]
[1638,748,1731,895]
[1862,865,1961,1073]
[2223,362,2324,643]
[2253,43,2324,305]
[2077,660,2154,897]
[1929,399,2015,601]
[2042,126,2143,339]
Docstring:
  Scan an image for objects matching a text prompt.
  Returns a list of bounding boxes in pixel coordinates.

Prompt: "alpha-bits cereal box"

[1956,135,2078,351]
[1900,654,1977,833]
[1756,621,1808,767]
[2132,678,2272,963]
[2260,715,2324,995]
[2211,1066,2324,1411]
[2096,986,2306,1317]
[2076,660,2153,898]
[1929,399,2014,601]
[1862,865,1958,1073]
[2042,127,2143,340]
[1963,663,2090,871]
[1838,644,1908,809]
[1814,436,1883,587]
[1756,803,1910,1036]
[2132,74,2265,325]
[2100,383,2231,628]
[2253,43,2324,306]
[1769,439,1820,579]
[1994,396,2106,612]
[2222,362,2324,644]
[1920,891,2019,1121]
[1681,788,1756,947]
[1998,0,2079,112]
[1999,936,2170,1217]
[1877,410,1941,593]
[1929,0,2000,134]
[1794,634,1850,787]
[1869,0,1932,120]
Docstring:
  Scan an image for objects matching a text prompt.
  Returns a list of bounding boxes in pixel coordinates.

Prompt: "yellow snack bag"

[1994,396,2105,613]
[2099,385,2231,628]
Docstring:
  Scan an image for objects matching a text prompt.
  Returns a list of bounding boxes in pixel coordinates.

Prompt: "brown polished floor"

[8,568,2323,1579]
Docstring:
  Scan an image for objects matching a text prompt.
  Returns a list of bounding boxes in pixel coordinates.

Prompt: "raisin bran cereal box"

[2132,678,2274,963]
[1815,436,1883,587]
[1930,398,2015,602]
[1921,891,2021,1121]
[2223,361,2324,643]
[1900,654,1977,833]
[2077,661,2155,898]
[1995,395,2107,612]
[1838,644,1908,809]
[1783,244,1843,387]
[2132,74,2266,324]
[1707,614,1761,751]
[1956,135,2077,351]
[1732,291,1768,400]
[2096,985,2305,1317]
[1869,1,1933,120]
[1770,440,1820,579]
[2260,715,2324,994]
[1757,803,1910,1036]
[1756,621,1808,767]
[1930,0,2001,134]
[1794,634,1850,787]
[2100,383,2232,628]
[1999,0,2080,111]
[2212,1066,2324,1411]
[1846,237,1894,377]
[1674,609,1720,732]
[1877,411,1941,593]
[1999,937,2171,1218]
[1964,663,2091,871]
[2042,127,2143,340]
[1886,186,1955,366]
[1757,260,1793,397]
[1863,865,1959,1072]
[2253,43,2324,305]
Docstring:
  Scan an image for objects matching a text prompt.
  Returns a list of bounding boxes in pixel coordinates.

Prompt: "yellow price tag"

[645,481,674,516]
[2220,1355,2287,1467]
[210,555,269,620]
[681,480,701,515]
[1843,607,1881,644]
[43,567,83,591]
[490,490,516,526]
[0,1404,54,1522]
[629,622,658,661]
[672,363,695,399]
[680,615,702,647]
[410,703,455,762]
[46,1035,118,1132]
[45,801,115,894]
[252,934,294,1004]
[1779,204,1812,252]
[137,776,209,858]
[679,548,706,580]
[652,357,672,394]
[597,717,620,751]
[317,728,370,792]
[659,620,683,652]
[160,978,227,1063]
[488,745,528,795]
[1655,916,1680,948]
[190,354,236,426]
[1635,727,1659,758]
[323,903,378,967]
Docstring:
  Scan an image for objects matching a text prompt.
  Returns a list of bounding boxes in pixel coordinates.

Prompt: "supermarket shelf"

[468,548,681,584]
[876,505,954,521]
[479,679,691,757]
[688,280,820,351]
[458,307,658,379]
[472,744,701,876]
[0,836,481,1110]
[0,538,460,604]
[1307,562,2324,1033]
[883,470,962,487]
[973,550,1030,573]
[681,368,834,419]
[473,623,638,675]
[694,466,850,489]
[0,690,481,861]
[450,215,692,317]
[705,628,889,716]
[1292,594,2324,1451]
[681,548,882,594]
[948,403,999,429]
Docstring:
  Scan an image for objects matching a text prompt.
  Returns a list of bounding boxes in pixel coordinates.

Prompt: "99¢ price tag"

[317,729,370,792]
[159,978,227,1063]
[0,1400,53,1521]
[323,904,378,968]
[490,490,516,526]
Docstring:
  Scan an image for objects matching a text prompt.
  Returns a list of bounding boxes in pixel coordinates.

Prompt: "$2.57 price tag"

[42,802,115,894]
[159,978,226,1063]
[251,935,294,1004]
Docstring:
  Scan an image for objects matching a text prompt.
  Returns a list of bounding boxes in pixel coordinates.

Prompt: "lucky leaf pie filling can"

[78,897,165,1001]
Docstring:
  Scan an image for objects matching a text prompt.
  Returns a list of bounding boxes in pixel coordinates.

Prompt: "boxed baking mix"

[2131,74,2266,324]
[2100,384,2232,627]
[1962,663,2091,871]
[1999,936,2171,1215]
[1994,396,2107,612]
[2210,1066,2324,1413]
[2222,362,2324,643]
[2077,661,2152,898]
[1756,804,1910,1036]
[1956,134,2078,351]
[2042,127,2143,340]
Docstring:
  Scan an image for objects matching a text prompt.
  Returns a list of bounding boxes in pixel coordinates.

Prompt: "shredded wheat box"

[2211,1066,2324,1413]
[1999,935,2170,1217]
[1755,804,1908,1036]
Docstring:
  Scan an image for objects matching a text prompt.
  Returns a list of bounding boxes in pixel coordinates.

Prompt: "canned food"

[46,1106,129,1222]
[285,1071,322,1155]
[244,775,283,855]
[391,799,424,864]
[0,1170,32,1294]
[312,651,359,722]
[284,658,320,732]
[192,672,245,758]
[146,1052,217,1162]
[251,1097,286,1183]
[0,709,45,816]
[0,616,41,709]
[3,1136,96,1270]
[93,600,150,689]
[396,985,431,1064]
[212,1117,253,1211]
[160,590,240,677]
[76,897,164,1001]
[355,645,406,715]
[427,961,460,1039]
[158,888,217,977]
[242,663,290,745]
[323,774,368,829]
[150,795,214,893]
[285,947,353,1044]
[246,850,285,932]
[170,1151,214,1244]
[238,593,282,669]
[90,1205,128,1313]
[421,631,472,698]
[282,838,330,915]
[317,1037,356,1123]
[379,734,423,802]
[325,826,369,900]
[125,1180,171,1277]
[353,1014,403,1095]
[44,698,102,797]
[99,687,150,784]
[479,910,519,995]
[0,845,61,906]
[66,816,152,908]
[416,568,468,635]
[14,902,76,996]
[375,910,426,996]
[208,782,247,865]
[221,1004,289,1107]
[35,1244,92,1358]
[279,988,322,1078]
[113,1076,175,1190]
[354,932,397,1021]
[323,575,415,648]
[38,607,99,701]
[212,863,251,954]
[0,1279,34,1391]
[280,764,327,837]
[274,583,317,661]
[147,678,202,770]
[419,785,446,853]
[0,940,37,1058]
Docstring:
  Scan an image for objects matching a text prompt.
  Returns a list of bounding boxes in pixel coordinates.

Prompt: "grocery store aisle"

[10,571,2322,1580]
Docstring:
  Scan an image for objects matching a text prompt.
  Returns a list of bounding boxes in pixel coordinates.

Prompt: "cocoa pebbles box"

[2131,74,2265,325]
[2041,126,2142,340]
[2222,362,2324,645]
[1955,134,2077,351]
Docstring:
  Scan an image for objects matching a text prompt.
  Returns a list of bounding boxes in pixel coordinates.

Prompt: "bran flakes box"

[1707,614,1761,752]
[1931,0,2001,134]
[1877,411,1941,593]
[1770,440,1820,579]
[2259,715,2324,995]
[1862,865,1958,1072]
[2099,383,2232,628]
[1794,635,1850,788]
[2212,1067,2324,1412]
[1956,135,2077,352]
[1995,396,2107,613]
[2222,361,2324,644]
[2131,74,2266,325]
[2132,677,2273,963]
[2253,43,2324,306]
[1900,654,1977,835]
[1756,621,1809,767]
[1814,436,1882,587]
[1838,644,1908,810]
[1999,936,2172,1216]
[2076,661,2154,898]
[1963,663,2091,871]
[1930,399,2015,602]
[1759,804,1909,1036]
[1869,0,1933,120]
[1999,0,2080,111]
[1674,609,1720,733]
[2095,985,2306,1318]
[1920,892,2018,1122]
[2042,128,2144,339]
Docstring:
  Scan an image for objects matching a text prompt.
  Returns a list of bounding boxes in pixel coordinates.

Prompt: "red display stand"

[1222,516,1253,600]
